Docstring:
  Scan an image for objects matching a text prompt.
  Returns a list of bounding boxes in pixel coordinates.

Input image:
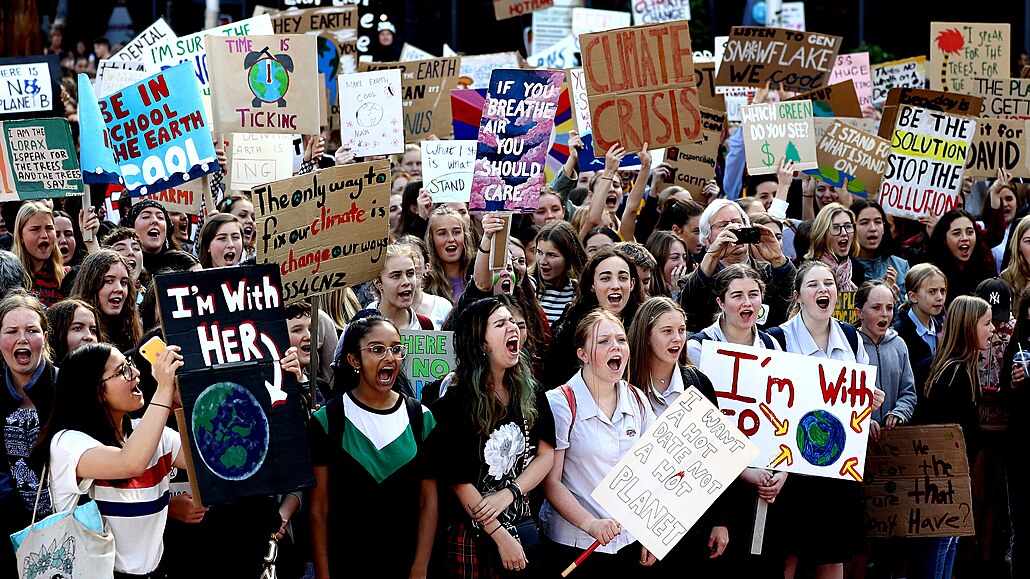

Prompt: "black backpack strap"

[326,394,346,448]
[765,326,787,350]
[688,329,714,344]
[404,395,424,446]
[840,322,860,357]
[757,330,776,350]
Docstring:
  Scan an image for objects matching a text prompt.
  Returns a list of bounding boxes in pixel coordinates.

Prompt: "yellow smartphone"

[139,336,166,366]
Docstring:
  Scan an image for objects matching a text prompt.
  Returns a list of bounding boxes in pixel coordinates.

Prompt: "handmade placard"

[592,389,759,559]
[359,57,462,142]
[494,0,553,20]
[786,81,862,118]
[95,60,151,98]
[631,0,691,24]
[565,68,644,172]
[693,61,727,112]
[0,118,82,201]
[77,63,218,196]
[338,69,404,156]
[206,34,320,134]
[829,52,872,110]
[156,264,314,506]
[878,87,982,140]
[964,118,1030,179]
[879,105,976,220]
[145,15,274,96]
[872,57,927,105]
[804,119,891,198]
[421,139,476,203]
[975,78,1030,120]
[580,20,702,154]
[270,6,360,130]
[399,330,455,400]
[740,100,817,176]
[698,341,877,480]
[138,176,208,214]
[458,52,522,90]
[111,18,176,64]
[225,133,294,191]
[470,68,564,213]
[251,160,390,301]
[524,34,579,69]
[658,107,725,200]
[930,22,1009,93]
[0,55,62,120]
[863,424,974,538]
[714,27,843,93]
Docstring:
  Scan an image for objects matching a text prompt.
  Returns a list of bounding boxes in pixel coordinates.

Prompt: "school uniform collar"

[656,366,684,401]
[5,363,46,402]
[907,307,936,337]
[569,370,638,422]
[789,313,849,357]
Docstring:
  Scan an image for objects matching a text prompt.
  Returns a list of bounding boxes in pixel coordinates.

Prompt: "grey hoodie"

[860,327,918,425]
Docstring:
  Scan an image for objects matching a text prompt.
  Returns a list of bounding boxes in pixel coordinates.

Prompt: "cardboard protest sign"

[458,52,521,90]
[741,100,817,176]
[145,15,274,95]
[830,52,872,109]
[226,133,294,191]
[580,21,702,155]
[693,61,727,112]
[251,161,390,301]
[206,34,320,135]
[494,0,553,20]
[338,69,404,156]
[0,55,61,120]
[270,6,360,130]
[77,63,218,196]
[112,18,175,64]
[525,34,579,69]
[863,424,974,538]
[592,389,759,559]
[879,105,975,220]
[787,81,863,118]
[832,291,859,325]
[470,69,564,213]
[659,108,725,200]
[930,22,1009,93]
[359,57,461,142]
[714,27,843,93]
[563,68,644,171]
[975,78,1030,120]
[804,119,891,198]
[156,264,314,506]
[964,118,1030,179]
[878,87,982,140]
[0,118,83,201]
[421,140,476,203]
[815,117,877,142]
[698,341,877,480]
[399,330,455,400]
[95,60,151,98]
[138,175,208,214]
[632,0,691,25]
[400,43,437,62]
[872,57,927,105]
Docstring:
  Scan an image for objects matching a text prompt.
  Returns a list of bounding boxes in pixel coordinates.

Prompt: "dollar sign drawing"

[761,141,775,167]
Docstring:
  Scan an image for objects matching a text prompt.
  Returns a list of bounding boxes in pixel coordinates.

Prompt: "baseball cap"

[975,277,1011,322]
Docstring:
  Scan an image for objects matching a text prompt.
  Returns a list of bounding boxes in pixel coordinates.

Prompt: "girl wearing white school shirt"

[540,309,657,576]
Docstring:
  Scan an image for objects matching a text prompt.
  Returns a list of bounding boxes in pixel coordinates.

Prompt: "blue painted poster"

[78,62,217,196]
[156,264,315,506]
[470,68,564,213]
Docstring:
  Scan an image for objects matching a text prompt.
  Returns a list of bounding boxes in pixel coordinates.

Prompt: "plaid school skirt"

[447,521,504,579]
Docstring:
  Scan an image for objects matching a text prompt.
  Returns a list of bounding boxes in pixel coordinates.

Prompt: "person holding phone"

[679,199,796,333]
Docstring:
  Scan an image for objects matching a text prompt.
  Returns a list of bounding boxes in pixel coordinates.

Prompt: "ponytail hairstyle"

[903,263,947,308]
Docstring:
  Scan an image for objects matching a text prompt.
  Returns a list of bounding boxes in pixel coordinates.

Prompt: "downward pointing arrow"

[851,406,872,433]
[759,403,790,436]
[260,333,287,408]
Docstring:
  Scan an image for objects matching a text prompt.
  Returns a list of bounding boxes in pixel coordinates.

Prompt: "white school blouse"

[777,313,869,364]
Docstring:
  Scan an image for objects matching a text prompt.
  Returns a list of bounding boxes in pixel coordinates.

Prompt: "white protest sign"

[225,133,294,191]
[571,7,631,35]
[879,105,976,220]
[698,341,876,480]
[830,53,872,109]
[144,14,274,94]
[400,43,436,62]
[767,1,805,30]
[532,0,581,54]
[632,0,691,25]
[592,389,759,559]
[525,34,579,69]
[567,67,591,134]
[338,68,404,156]
[872,57,927,105]
[741,100,818,175]
[111,18,176,64]
[0,61,54,116]
[95,60,151,98]
[421,139,476,202]
[459,52,522,90]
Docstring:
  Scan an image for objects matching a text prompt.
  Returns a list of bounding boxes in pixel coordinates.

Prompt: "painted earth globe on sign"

[249,57,290,103]
[192,382,270,480]
[317,36,340,101]
[796,410,846,467]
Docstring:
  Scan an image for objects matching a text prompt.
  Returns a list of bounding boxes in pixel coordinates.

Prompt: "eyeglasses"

[831,223,856,234]
[712,219,745,231]
[102,357,136,382]
[361,344,407,360]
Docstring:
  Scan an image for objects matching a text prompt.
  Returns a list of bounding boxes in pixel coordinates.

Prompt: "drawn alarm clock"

[244,47,294,108]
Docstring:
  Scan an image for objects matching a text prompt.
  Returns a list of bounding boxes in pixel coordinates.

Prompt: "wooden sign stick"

[174,407,203,508]
[82,186,93,242]
[309,295,321,409]
[489,212,512,270]
[751,497,769,555]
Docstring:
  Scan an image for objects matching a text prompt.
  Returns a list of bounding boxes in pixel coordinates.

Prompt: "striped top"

[50,425,181,575]
[532,277,576,327]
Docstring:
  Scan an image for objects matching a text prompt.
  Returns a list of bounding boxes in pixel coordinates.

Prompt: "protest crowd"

[2,2,1029,579]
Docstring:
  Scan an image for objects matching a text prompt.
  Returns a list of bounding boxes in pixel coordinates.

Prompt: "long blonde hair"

[924,295,989,399]
[422,206,473,304]
[1001,217,1030,301]
[13,201,64,286]
[805,202,858,260]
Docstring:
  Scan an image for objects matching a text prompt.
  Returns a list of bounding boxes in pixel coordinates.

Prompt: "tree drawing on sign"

[784,141,801,163]
[934,28,964,92]
[244,47,294,108]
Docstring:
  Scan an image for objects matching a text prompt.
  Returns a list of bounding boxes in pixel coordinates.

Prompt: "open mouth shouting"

[222,249,237,266]
[37,240,50,256]
[397,288,414,305]
[243,226,254,242]
[815,295,831,311]
[505,335,520,357]
[836,236,851,254]
[58,244,69,258]
[147,227,162,244]
[606,291,623,309]
[738,306,754,324]
[606,193,619,209]
[500,276,512,294]
[12,347,32,367]
[606,353,623,373]
[444,242,460,258]
[956,241,971,260]
[377,362,399,386]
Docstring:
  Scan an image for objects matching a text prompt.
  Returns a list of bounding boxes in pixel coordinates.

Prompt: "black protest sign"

[156,264,314,506]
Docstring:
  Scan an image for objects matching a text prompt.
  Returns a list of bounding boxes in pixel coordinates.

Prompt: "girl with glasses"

[805,203,861,293]
[35,341,186,579]
[309,313,437,579]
